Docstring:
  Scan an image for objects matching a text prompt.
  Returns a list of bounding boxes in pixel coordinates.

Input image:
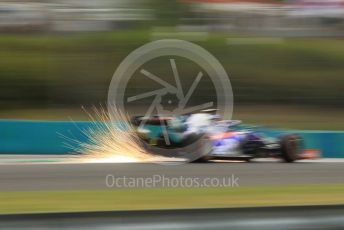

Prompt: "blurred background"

[0,0,343,129]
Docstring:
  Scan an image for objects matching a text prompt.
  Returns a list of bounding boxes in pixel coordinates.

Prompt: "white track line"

[0,155,344,165]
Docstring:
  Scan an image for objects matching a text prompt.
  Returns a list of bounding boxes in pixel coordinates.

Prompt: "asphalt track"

[0,156,344,191]
[1,205,344,230]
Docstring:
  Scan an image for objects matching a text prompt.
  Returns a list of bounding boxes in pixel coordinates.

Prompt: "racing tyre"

[191,156,213,163]
[280,134,303,163]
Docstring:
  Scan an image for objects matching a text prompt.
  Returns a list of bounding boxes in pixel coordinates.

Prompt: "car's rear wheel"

[280,135,303,163]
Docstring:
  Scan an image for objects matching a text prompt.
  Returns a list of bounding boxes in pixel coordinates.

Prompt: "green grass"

[0,31,343,130]
[1,184,344,214]
[0,31,343,108]
[232,105,344,130]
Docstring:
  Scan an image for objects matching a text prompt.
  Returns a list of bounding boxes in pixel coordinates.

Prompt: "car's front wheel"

[280,134,303,163]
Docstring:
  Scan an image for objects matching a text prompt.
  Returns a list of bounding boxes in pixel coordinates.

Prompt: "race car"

[131,112,305,163]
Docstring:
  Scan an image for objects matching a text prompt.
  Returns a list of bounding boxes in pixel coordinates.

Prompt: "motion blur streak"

[1,205,344,230]
[68,107,154,163]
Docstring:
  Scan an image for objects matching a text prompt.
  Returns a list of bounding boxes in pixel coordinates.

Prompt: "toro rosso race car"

[131,111,305,163]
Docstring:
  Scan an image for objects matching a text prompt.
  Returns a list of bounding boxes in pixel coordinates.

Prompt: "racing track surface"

[1,157,344,191]
[1,205,344,230]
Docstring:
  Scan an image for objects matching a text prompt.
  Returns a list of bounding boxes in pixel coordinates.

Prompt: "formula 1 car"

[131,112,305,163]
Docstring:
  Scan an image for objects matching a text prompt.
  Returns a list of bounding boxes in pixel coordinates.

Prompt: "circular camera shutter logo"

[108,39,233,164]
